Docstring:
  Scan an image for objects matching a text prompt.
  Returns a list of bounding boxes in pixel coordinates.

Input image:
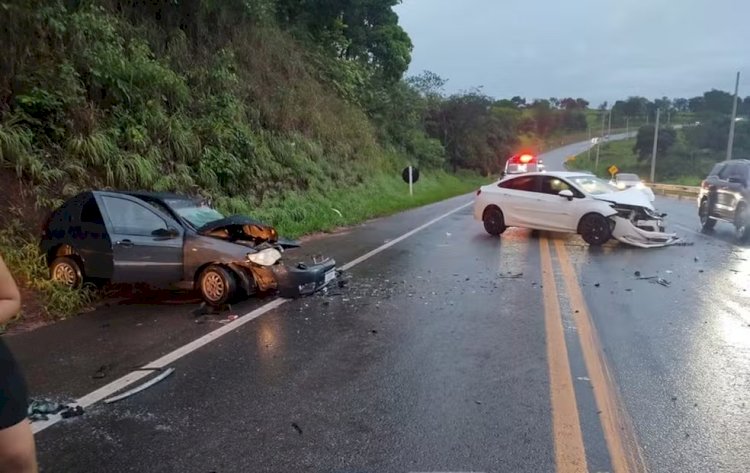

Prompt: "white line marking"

[33,200,473,434]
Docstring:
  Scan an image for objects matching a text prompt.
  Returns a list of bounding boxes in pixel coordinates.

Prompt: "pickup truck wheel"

[735,204,750,242]
[483,207,507,236]
[699,198,716,231]
[579,213,612,246]
[50,257,83,289]
[199,265,237,306]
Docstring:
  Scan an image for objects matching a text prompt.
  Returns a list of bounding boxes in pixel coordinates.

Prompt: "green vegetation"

[252,171,487,237]
[2,1,748,324]
[0,0,513,322]
[0,223,97,324]
[569,88,750,185]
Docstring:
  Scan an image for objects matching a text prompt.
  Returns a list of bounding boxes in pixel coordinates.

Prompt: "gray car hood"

[593,187,655,209]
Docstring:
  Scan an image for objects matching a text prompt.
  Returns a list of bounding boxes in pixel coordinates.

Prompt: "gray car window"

[101,196,167,236]
[718,164,735,179]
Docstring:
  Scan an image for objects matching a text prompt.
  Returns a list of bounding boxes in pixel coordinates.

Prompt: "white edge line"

[32,200,473,434]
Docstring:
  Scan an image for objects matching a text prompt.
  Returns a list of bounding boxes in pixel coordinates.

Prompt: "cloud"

[395,0,750,103]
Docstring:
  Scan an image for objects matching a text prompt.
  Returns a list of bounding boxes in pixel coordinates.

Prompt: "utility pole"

[595,111,606,172]
[607,109,612,138]
[727,71,741,161]
[650,108,661,182]
[587,126,592,160]
[626,117,630,136]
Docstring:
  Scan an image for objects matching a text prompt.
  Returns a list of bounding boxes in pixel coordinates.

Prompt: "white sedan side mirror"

[559,189,574,201]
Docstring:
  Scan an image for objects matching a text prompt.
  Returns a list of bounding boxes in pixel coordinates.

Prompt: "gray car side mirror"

[558,189,574,201]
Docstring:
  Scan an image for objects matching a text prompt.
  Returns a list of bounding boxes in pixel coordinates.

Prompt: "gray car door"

[95,194,184,284]
[717,163,744,218]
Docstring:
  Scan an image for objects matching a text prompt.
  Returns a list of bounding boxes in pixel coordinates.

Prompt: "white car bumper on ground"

[611,216,680,248]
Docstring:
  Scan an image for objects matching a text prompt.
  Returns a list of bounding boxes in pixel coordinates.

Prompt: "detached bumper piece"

[273,256,337,298]
[611,216,680,248]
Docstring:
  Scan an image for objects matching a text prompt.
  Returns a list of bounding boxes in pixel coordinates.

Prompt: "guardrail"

[650,183,700,199]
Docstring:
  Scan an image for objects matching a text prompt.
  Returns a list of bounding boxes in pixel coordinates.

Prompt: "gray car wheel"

[735,204,750,242]
[199,265,237,306]
[50,256,83,289]
[699,198,716,231]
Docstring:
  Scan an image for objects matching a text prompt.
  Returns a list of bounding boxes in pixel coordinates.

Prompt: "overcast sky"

[394,0,750,105]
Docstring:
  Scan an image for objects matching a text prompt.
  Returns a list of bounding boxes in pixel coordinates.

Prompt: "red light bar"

[519,154,534,164]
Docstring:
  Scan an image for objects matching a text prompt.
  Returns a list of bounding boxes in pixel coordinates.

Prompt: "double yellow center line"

[540,236,647,473]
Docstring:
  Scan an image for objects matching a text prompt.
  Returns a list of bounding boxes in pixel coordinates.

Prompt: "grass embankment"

[567,136,712,185]
[0,3,490,327]
[253,170,487,238]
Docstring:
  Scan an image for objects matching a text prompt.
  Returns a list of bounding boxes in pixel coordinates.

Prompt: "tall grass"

[223,170,488,238]
[0,222,97,326]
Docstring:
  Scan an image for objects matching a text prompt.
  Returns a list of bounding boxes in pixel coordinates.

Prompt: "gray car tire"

[50,256,84,289]
[199,265,237,306]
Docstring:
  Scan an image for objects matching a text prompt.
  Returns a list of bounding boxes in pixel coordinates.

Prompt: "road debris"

[60,406,85,419]
[498,272,523,279]
[103,367,175,404]
[219,315,239,324]
[331,208,343,218]
[28,399,83,422]
[92,364,111,379]
[653,278,671,287]
[291,422,303,435]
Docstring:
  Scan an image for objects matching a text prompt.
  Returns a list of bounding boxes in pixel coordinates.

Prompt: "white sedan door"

[496,175,544,228]
[531,176,585,232]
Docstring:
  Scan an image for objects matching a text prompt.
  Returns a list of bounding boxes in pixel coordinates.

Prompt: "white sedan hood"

[593,187,654,209]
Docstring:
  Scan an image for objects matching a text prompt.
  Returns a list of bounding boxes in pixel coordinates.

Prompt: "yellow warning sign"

[608,165,619,177]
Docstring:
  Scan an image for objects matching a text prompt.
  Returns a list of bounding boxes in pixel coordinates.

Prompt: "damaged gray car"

[40,191,336,305]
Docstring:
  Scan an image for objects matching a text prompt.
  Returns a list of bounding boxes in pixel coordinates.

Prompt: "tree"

[673,98,689,112]
[597,101,608,111]
[702,89,734,114]
[510,96,526,108]
[688,96,705,113]
[561,110,587,131]
[633,125,677,161]
[622,96,648,118]
[560,97,579,110]
[426,91,519,174]
[575,98,590,109]
[407,70,446,99]
[278,0,413,82]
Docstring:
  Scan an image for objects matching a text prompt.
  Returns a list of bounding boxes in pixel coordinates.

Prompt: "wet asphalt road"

[9,139,750,472]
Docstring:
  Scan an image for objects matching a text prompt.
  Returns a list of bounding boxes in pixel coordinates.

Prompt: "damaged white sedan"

[474,171,679,248]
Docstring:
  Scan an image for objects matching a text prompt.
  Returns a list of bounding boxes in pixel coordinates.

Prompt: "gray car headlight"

[247,248,282,266]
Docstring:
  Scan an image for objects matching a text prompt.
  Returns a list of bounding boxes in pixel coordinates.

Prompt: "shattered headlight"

[642,207,663,219]
[247,248,282,266]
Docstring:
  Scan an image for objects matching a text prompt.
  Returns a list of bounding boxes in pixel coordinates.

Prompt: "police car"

[503,153,545,176]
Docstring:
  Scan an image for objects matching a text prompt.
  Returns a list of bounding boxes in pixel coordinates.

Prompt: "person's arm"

[0,254,21,325]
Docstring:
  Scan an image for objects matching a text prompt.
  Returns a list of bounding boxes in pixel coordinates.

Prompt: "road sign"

[402,166,419,196]
[608,165,619,177]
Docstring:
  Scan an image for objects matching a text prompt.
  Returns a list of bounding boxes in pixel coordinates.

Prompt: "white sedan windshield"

[569,175,619,195]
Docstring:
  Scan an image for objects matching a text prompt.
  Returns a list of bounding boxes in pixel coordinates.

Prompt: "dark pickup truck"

[698,159,750,241]
[41,191,336,305]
